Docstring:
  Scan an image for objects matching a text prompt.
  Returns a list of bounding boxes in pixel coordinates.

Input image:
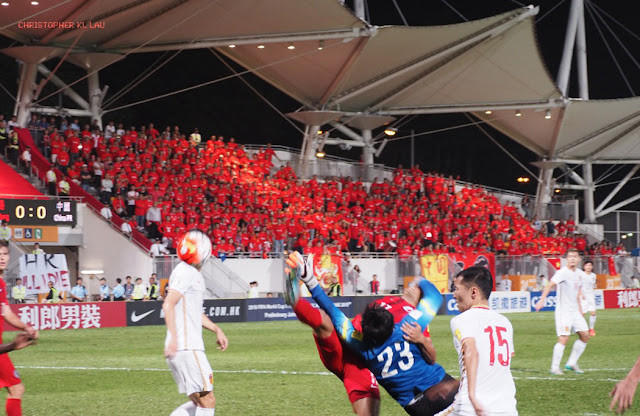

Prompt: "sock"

[589,315,596,330]
[6,398,21,416]
[170,401,196,416]
[566,340,587,367]
[195,407,214,416]
[293,298,322,329]
[551,343,565,371]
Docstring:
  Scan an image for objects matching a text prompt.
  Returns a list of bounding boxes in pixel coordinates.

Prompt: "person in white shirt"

[580,261,598,337]
[46,168,57,195]
[246,281,259,298]
[164,230,228,416]
[121,220,132,235]
[447,266,517,416]
[535,248,590,375]
[104,121,116,139]
[21,147,31,174]
[150,239,169,257]
[100,205,112,220]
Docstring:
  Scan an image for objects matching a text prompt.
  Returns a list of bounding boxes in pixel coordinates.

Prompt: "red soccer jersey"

[351,296,430,337]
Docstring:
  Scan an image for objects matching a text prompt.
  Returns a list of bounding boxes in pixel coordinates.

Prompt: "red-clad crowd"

[30,118,595,258]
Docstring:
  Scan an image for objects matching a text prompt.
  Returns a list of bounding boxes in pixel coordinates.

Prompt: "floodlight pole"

[583,159,596,223]
[88,70,103,129]
[557,0,584,96]
[15,62,37,127]
[353,0,366,20]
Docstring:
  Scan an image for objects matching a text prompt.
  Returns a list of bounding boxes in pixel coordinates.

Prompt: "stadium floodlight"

[515,109,522,117]
[1,2,9,6]
[628,233,633,237]
[315,150,326,158]
[228,44,236,48]
[318,40,324,50]
[545,109,551,119]
[287,43,295,50]
[485,110,492,115]
[384,127,398,136]
[257,44,265,49]
[30,1,38,4]
[317,130,323,134]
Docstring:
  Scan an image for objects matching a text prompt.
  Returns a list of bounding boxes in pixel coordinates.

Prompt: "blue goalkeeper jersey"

[309,279,445,407]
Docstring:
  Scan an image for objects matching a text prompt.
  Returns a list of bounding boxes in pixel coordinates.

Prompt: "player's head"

[583,260,593,273]
[16,278,22,285]
[361,304,394,346]
[453,266,493,312]
[0,240,8,273]
[566,248,581,268]
[177,229,212,269]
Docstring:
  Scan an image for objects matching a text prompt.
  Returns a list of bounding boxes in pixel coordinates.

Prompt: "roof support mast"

[537,0,594,222]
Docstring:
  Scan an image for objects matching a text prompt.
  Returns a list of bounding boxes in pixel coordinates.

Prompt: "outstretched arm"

[415,279,443,322]
[309,284,365,351]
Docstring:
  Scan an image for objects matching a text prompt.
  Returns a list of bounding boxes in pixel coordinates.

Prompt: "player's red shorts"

[314,329,380,404]
[0,354,21,388]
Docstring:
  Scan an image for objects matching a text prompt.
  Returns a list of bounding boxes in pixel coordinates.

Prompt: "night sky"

[1,0,639,213]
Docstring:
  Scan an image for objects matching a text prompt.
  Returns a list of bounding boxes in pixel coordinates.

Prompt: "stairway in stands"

[0,154,46,197]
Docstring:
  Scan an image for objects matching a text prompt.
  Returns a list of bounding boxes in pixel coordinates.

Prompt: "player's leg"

[552,314,570,374]
[351,395,380,416]
[0,354,24,416]
[588,310,596,336]
[5,383,24,416]
[188,391,216,415]
[344,362,381,416]
[170,401,197,416]
[566,314,589,373]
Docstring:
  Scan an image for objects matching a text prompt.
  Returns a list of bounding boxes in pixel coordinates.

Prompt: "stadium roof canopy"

[1,0,639,162]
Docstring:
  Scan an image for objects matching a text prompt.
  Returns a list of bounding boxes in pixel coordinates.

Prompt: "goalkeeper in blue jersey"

[293,252,459,416]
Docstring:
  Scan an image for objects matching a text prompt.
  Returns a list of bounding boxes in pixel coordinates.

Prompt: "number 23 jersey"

[451,306,517,415]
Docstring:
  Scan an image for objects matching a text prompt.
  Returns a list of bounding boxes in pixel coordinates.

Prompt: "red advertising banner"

[312,253,344,290]
[3,302,127,331]
[548,258,562,270]
[604,289,640,309]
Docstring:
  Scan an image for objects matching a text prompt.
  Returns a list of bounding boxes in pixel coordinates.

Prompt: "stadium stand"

[14,118,593,259]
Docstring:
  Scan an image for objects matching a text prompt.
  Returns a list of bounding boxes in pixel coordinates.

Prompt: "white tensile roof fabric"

[1,0,638,161]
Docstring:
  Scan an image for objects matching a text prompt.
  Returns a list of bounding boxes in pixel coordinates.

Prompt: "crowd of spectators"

[12,114,606,259]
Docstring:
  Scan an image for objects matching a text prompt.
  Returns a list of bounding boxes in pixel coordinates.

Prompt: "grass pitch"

[4,308,639,415]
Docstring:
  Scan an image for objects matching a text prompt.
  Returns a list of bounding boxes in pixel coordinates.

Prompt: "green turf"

[2,308,639,415]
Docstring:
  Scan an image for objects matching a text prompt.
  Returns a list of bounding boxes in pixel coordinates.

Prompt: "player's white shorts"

[555,311,589,336]
[580,295,596,313]
[167,350,214,396]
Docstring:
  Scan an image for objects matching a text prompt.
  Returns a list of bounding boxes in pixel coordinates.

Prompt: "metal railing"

[153,255,250,299]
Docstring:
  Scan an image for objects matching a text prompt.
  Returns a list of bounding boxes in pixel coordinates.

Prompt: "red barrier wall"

[3,302,126,331]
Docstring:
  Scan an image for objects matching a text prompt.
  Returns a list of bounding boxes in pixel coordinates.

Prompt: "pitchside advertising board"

[126,299,246,326]
[246,297,354,322]
[603,289,640,309]
[3,302,126,331]
[445,290,605,315]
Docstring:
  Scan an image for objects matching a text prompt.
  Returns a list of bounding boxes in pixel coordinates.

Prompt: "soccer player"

[294,252,458,415]
[446,266,517,416]
[163,231,228,416]
[535,248,589,375]
[0,240,39,416]
[284,256,380,416]
[580,260,597,336]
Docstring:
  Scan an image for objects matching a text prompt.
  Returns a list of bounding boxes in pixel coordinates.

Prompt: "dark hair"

[0,240,8,249]
[116,278,122,283]
[361,305,394,346]
[456,266,493,300]
[583,260,593,266]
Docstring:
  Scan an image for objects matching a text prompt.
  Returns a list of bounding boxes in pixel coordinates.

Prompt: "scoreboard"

[0,198,77,226]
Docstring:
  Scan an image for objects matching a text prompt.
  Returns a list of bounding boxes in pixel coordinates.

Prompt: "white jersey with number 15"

[450,306,517,415]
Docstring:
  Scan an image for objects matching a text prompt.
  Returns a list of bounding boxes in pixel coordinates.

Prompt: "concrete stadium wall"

[221,257,399,295]
[79,204,152,292]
